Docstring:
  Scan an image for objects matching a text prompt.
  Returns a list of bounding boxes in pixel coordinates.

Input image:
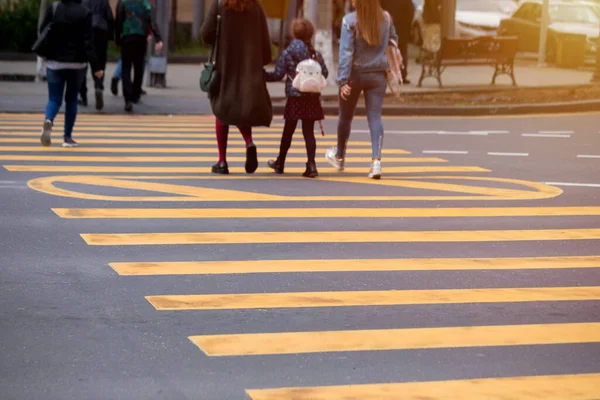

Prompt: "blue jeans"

[113,57,146,80]
[45,68,86,139]
[337,71,387,159]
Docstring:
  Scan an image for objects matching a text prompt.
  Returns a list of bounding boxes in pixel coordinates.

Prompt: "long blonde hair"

[354,0,384,46]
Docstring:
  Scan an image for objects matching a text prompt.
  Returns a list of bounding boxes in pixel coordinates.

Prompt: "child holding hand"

[265,18,328,178]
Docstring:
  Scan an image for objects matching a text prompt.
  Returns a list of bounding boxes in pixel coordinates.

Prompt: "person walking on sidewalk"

[201,0,273,175]
[40,0,104,148]
[380,0,414,84]
[78,0,114,110]
[265,18,328,178]
[115,0,163,112]
[325,0,398,179]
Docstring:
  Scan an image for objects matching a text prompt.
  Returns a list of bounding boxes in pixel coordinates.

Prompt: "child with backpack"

[265,18,328,178]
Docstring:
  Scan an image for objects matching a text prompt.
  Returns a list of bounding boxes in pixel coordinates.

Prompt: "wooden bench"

[418,36,518,88]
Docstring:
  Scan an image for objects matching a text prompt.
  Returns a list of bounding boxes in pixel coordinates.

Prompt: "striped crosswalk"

[2,113,599,398]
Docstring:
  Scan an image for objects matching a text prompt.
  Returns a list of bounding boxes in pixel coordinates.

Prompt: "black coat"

[380,0,415,43]
[82,0,114,37]
[201,1,273,127]
[40,0,100,72]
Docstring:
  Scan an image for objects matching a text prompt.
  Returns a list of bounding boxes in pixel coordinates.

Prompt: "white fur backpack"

[292,58,327,94]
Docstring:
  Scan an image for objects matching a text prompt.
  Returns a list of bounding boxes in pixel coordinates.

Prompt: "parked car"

[411,0,518,45]
[498,0,599,58]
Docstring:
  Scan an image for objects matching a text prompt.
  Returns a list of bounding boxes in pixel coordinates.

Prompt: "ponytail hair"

[291,18,316,57]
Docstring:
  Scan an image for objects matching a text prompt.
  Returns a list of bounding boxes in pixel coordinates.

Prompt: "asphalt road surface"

[1,111,600,400]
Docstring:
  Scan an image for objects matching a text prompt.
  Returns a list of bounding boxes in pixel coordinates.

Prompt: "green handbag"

[200,0,221,96]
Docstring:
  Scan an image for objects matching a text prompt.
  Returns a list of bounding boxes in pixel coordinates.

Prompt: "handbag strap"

[209,0,221,66]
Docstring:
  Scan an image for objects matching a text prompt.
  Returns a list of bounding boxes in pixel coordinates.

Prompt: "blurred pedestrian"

[78,0,114,110]
[115,0,162,112]
[266,18,328,178]
[201,0,273,175]
[380,0,414,83]
[325,0,398,179]
[40,0,104,148]
[110,56,147,96]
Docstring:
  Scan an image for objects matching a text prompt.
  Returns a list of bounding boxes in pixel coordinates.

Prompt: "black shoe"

[111,77,119,96]
[245,142,258,174]
[302,162,319,178]
[403,78,411,85]
[141,89,147,96]
[95,90,104,111]
[267,158,284,174]
[78,97,88,107]
[211,162,229,174]
[124,102,133,112]
[132,96,140,104]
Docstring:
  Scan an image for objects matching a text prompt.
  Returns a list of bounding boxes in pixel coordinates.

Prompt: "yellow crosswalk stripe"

[0,146,411,154]
[0,127,285,132]
[0,137,368,145]
[55,206,600,219]
[0,155,444,163]
[107,256,600,276]
[146,286,600,310]
[245,373,600,400]
[0,123,285,128]
[6,165,487,174]
[81,228,600,246]
[0,132,303,138]
[191,322,600,356]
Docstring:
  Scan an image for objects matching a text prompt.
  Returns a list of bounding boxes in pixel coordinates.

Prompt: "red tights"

[215,118,253,163]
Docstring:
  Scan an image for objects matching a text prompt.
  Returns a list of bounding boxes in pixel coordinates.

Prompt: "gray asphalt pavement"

[1,111,600,400]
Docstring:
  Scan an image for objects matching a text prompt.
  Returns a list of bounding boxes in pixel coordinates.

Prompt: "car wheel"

[412,24,423,46]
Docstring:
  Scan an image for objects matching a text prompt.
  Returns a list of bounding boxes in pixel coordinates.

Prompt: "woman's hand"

[155,41,164,52]
[340,84,352,101]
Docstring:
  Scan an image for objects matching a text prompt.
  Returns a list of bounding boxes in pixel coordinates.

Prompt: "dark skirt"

[284,95,324,121]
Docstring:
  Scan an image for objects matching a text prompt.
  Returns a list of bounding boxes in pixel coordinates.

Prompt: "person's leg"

[363,73,387,160]
[111,58,122,96]
[301,119,318,177]
[215,118,229,163]
[399,39,409,82]
[114,58,123,80]
[132,37,147,102]
[42,68,66,146]
[93,29,108,92]
[237,126,257,174]
[301,119,316,164]
[333,82,361,160]
[78,66,88,105]
[121,40,134,108]
[63,68,86,145]
[277,119,297,164]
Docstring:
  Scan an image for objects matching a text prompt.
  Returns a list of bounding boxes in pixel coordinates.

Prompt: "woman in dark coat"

[201,0,273,175]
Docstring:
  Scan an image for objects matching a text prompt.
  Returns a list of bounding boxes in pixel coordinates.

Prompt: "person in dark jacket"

[380,0,415,83]
[115,0,162,112]
[423,0,441,23]
[39,0,103,148]
[201,0,273,175]
[78,0,114,110]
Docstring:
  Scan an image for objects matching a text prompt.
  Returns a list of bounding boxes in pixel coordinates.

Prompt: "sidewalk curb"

[273,99,600,117]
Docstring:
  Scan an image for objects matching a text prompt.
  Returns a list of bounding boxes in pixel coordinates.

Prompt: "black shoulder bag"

[199,0,221,95]
[32,2,60,59]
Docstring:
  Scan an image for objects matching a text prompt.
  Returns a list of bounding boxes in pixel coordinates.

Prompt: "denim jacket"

[337,11,398,86]
[266,39,329,98]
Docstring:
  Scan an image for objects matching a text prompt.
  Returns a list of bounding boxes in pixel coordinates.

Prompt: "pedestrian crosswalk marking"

[190,322,600,356]
[0,155,445,163]
[54,206,600,219]
[107,256,600,276]
[145,286,600,311]
[0,146,411,155]
[0,132,323,138]
[0,137,371,146]
[0,127,286,133]
[7,165,489,174]
[245,373,600,400]
[80,228,600,246]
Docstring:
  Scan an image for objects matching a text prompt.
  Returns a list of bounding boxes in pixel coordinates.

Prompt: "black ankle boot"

[211,161,229,174]
[302,162,318,178]
[268,158,284,174]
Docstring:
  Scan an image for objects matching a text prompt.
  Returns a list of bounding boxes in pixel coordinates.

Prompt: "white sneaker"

[325,147,344,171]
[369,160,382,179]
[40,120,52,146]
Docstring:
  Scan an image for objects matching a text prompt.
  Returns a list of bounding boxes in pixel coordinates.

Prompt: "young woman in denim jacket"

[325,0,398,179]
[265,18,328,178]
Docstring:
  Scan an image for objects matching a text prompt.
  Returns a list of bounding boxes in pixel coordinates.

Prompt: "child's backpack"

[292,59,327,94]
